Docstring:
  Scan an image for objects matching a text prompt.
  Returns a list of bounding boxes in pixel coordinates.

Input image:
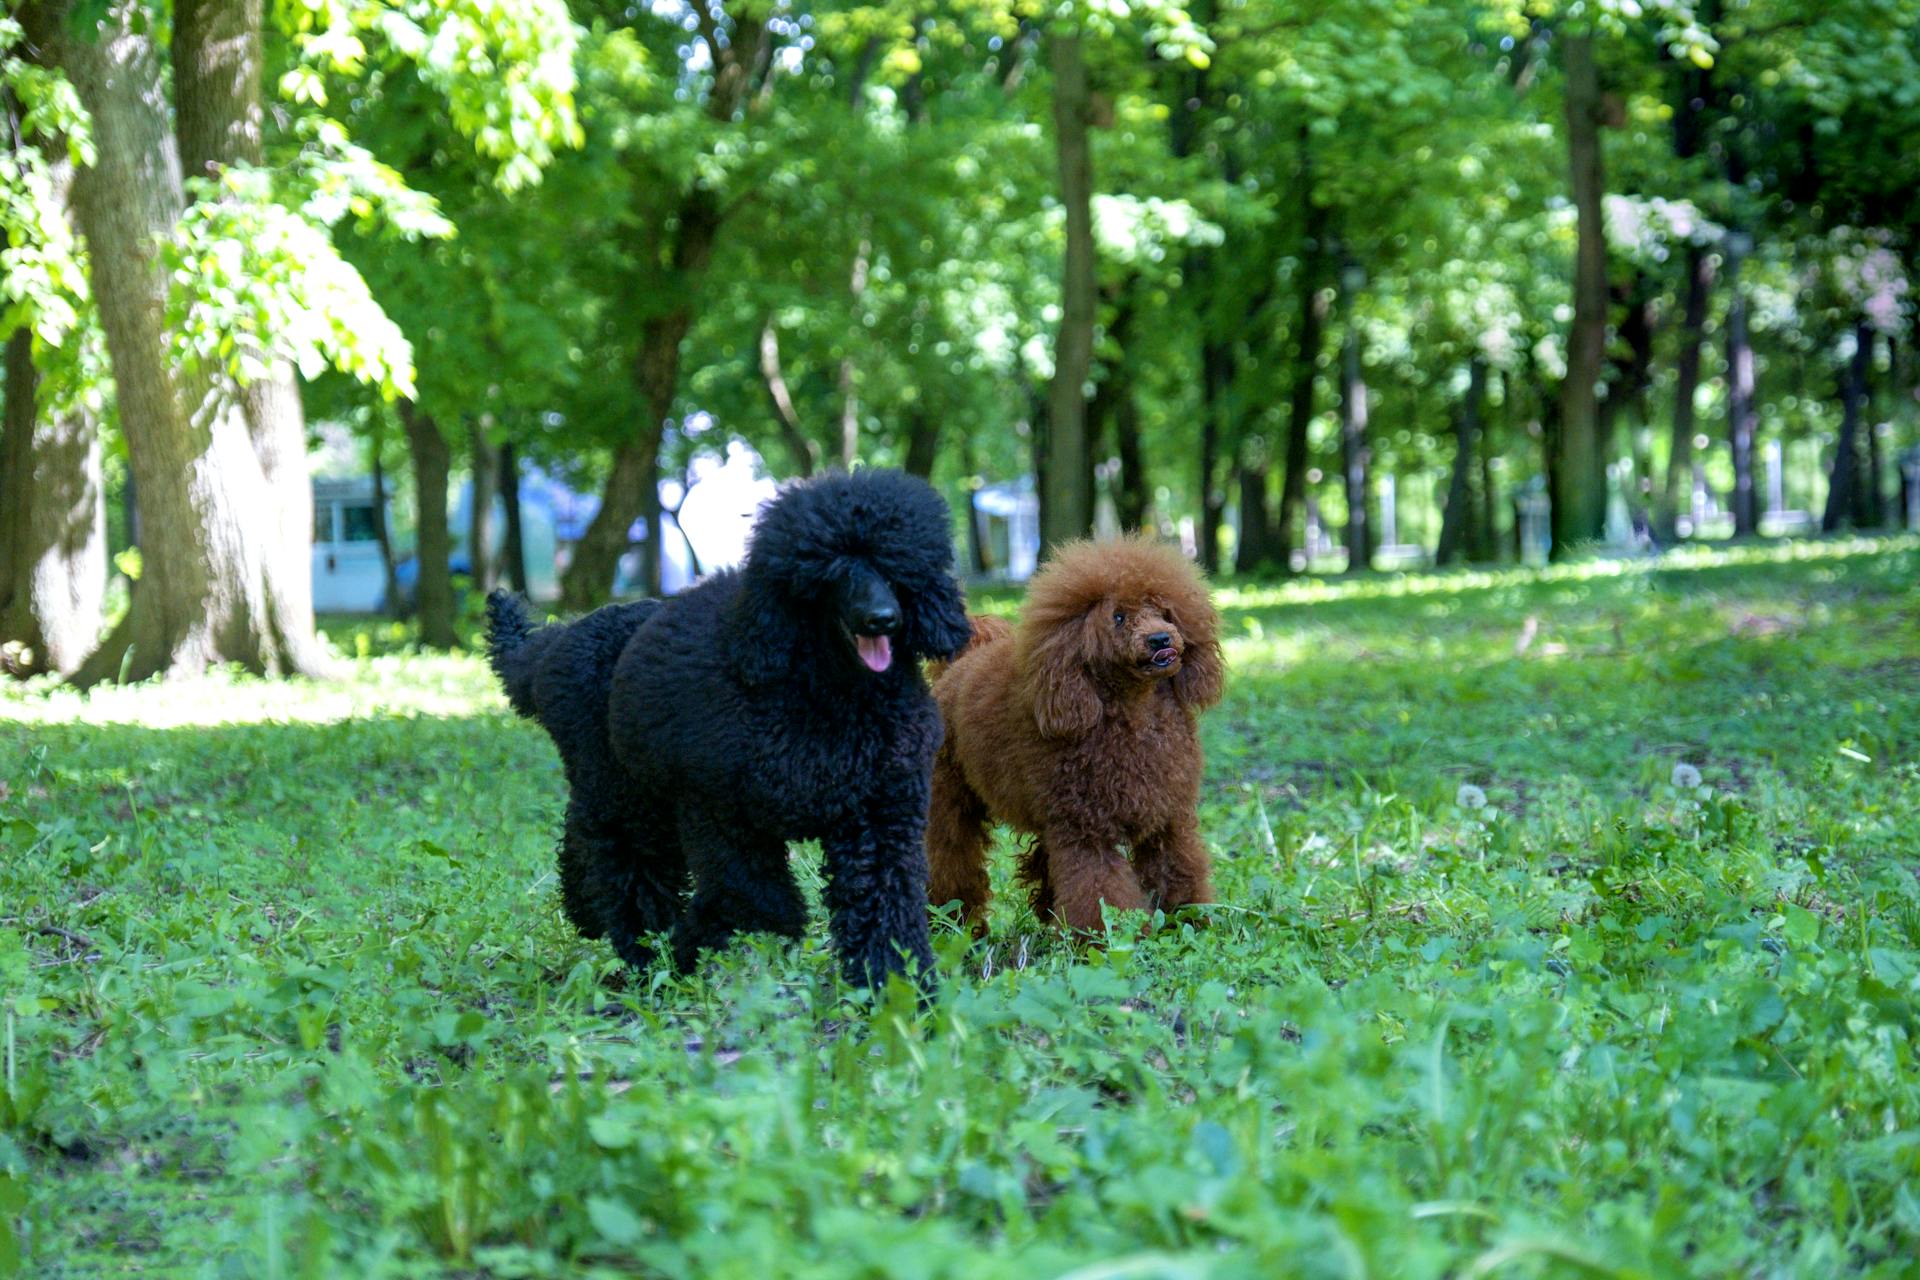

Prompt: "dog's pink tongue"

[856,634,893,672]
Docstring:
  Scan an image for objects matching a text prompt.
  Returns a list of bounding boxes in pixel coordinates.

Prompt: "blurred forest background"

[2,0,1917,685]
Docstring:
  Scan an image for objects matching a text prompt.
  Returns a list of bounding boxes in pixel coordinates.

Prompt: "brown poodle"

[926,534,1225,935]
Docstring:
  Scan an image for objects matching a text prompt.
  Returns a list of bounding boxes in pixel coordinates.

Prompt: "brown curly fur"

[925,534,1225,935]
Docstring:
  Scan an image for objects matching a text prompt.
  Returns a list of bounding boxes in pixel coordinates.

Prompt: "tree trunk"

[1,328,107,675]
[401,400,458,649]
[1112,375,1149,532]
[758,319,819,476]
[902,408,939,480]
[499,441,528,594]
[1554,32,1609,557]
[174,0,325,677]
[1234,450,1273,574]
[466,421,499,594]
[1339,272,1370,573]
[1042,30,1096,556]
[1473,371,1500,562]
[1725,232,1759,537]
[1199,339,1231,573]
[1275,238,1328,574]
[1823,321,1873,532]
[25,0,322,686]
[368,427,402,619]
[839,234,870,469]
[1436,357,1486,566]
[1660,244,1713,539]
[560,12,766,607]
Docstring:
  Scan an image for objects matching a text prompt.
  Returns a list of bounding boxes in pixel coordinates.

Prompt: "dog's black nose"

[858,603,902,635]
[1146,631,1173,649]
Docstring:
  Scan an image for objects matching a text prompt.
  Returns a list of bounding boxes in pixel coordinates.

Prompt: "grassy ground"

[3,537,1917,1279]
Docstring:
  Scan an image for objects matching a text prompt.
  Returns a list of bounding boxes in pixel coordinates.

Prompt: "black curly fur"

[485,469,972,992]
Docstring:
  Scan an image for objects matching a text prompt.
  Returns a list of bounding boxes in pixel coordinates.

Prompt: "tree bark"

[499,441,528,594]
[839,234,870,469]
[1339,270,1371,572]
[368,426,402,619]
[1,327,107,675]
[1554,31,1609,557]
[757,319,820,476]
[903,408,939,480]
[1436,357,1486,566]
[401,400,457,649]
[1823,322,1873,532]
[1660,244,1713,539]
[1112,370,1149,532]
[560,12,767,607]
[174,0,325,676]
[1473,371,1500,562]
[1041,30,1096,556]
[561,303,697,608]
[1725,232,1759,536]
[1275,236,1328,573]
[25,0,323,686]
[1199,339,1231,573]
[466,421,499,594]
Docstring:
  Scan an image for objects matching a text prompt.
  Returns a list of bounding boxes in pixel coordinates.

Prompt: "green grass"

[3,537,1918,1278]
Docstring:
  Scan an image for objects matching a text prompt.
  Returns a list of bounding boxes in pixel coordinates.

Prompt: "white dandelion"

[1670,762,1703,790]
[1456,783,1488,810]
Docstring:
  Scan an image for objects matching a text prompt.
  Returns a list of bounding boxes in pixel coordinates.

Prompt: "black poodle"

[485,469,972,991]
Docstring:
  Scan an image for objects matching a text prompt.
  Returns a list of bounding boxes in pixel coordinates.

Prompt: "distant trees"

[5,0,1918,684]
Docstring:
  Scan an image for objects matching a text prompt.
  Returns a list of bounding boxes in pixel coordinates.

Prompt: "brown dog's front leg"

[925,753,994,937]
[1133,821,1215,916]
[1043,827,1147,934]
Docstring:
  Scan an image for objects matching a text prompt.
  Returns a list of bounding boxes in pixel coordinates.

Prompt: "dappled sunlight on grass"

[2,540,1917,1275]
[0,651,502,727]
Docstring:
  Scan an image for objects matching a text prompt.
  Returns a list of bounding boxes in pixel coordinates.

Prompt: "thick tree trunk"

[564,310,689,607]
[25,0,321,686]
[1,328,107,675]
[1473,372,1500,562]
[499,441,528,594]
[1823,322,1873,532]
[839,235,870,469]
[1725,233,1759,536]
[1275,251,1328,574]
[1234,450,1272,574]
[368,430,402,619]
[903,408,939,480]
[1660,244,1713,539]
[467,422,499,594]
[401,401,458,649]
[1339,274,1370,573]
[1112,373,1149,531]
[1042,30,1096,556]
[1199,340,1231,573]
[561,13,766,606]
[1554,32,1608,557]
[757,320,820,476]
[1436,357,1486,566]
[174,0,325,676]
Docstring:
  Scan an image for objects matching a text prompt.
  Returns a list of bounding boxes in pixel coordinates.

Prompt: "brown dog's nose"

[1147,632,1172,649]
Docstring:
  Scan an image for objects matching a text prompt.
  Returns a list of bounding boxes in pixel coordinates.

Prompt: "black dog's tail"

[485,589,542,718]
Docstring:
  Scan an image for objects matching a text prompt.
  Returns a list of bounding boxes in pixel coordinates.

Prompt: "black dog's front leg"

[821,791,939,994]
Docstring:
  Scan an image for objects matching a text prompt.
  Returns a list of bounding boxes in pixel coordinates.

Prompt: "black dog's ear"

[727,576,800,687]
[903,571,973,661]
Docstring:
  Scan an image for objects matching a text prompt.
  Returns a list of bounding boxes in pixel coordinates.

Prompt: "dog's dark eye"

[1112,609,1126,626]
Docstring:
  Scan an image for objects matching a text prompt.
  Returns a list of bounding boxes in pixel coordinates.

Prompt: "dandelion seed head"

[1670,763,1703,789]
[1456,783,1488,810]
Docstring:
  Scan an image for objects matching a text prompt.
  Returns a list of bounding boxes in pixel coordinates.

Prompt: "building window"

[340,504,379,544]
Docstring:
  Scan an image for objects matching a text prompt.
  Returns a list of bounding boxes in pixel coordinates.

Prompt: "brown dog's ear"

[1170,600,1225,712]
[1022,620,1102,739]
